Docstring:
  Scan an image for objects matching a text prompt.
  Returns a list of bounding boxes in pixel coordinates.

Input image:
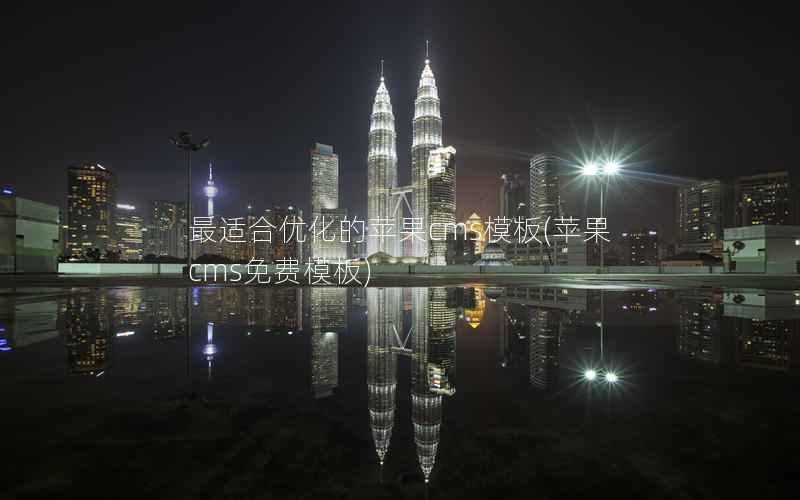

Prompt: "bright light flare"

[584,369,598,381]
[602,161,620,175]
[605,371,619,383]
[581,162,599,176]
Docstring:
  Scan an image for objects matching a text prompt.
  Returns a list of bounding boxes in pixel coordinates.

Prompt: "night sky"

[2,3,795,241]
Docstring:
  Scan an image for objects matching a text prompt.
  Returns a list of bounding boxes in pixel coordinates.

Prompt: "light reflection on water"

[1,285,799,490]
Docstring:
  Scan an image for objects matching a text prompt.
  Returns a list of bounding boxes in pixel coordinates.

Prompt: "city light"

[580,158,622,176]
[115,331,135,337]
[581,162,599,176]
[584,369,598,381]
[602,161,620,175]
[605,371,619,383]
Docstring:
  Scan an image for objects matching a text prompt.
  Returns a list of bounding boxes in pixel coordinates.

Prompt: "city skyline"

[2,4,795,243]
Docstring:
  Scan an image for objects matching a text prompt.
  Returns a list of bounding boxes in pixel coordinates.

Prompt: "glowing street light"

[602,161,620,175]
[580,157,622,270]
[581,162,599,176]
[605,371,619,383]
[584,369,598,381]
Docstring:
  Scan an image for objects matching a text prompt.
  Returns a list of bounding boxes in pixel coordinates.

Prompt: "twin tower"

[367,52,454,262]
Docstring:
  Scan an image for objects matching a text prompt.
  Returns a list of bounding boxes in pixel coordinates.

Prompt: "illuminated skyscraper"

[411,51,443,259]
[204,162,218,217]
[113,203,144,260]
[310,143,347,260]
[500,173,527,220]
[529,153,561,221]
[427,146,456,265]
[675,179,733,255]
[734,171,794,226]
[311,143,339,214]
[367,287,401,465]
[66,163,115,259]
[368,66,399,257]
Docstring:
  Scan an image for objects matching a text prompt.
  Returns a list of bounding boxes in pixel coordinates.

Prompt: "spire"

[380,58,384,82]
[208,162,213,182]
[425,39,430,64]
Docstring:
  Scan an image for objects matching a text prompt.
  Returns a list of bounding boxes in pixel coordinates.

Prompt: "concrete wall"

[59,263,184,274]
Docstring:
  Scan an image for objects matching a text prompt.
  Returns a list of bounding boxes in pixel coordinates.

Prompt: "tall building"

[675,179,733,255]
[204,162,218,217]
[465,213,486,254]
[529,153,562,221]
[367,68,399,257]
[411,54,443,259]
[511,153,585,265]
[310,143,347,260]
[734,171,793,226]
[113,203,144,260]
[151,200,183,258]
[500,173,527,220]
[621,228,659,265]
[311,143,339,214]
[66,163,115,259]
[427,146,456,265]
[269,206,304,262]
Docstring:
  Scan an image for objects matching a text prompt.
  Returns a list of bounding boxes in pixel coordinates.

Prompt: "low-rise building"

[0,190,60,273]
[723,225,800,274]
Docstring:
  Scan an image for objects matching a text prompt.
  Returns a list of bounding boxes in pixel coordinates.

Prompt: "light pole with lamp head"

[581,159,620,270]
[170,132,209,275]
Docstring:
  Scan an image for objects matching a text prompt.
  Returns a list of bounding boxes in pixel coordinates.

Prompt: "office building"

[113,204,144,260]
[427,146,456,265]
[622,228,659,265]
[529,153,562,222]
[66,163,115,259]
[675,179,733,255]
[310,143,347,260]
[500,173,527,220]
[734,171,794,226]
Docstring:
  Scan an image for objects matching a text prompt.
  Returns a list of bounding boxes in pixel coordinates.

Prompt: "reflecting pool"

[1,285,799,498]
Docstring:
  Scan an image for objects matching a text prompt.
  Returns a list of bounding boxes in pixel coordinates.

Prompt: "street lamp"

[170,132,209,274]
[581,158,620,270]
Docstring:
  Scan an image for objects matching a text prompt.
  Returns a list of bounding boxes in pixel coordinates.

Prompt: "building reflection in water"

[203,321,217,379]
[496,287,588,389]
[366,287,401,465]
[411,287,456,482]
[309,288,346,398]
[676,291,726,364]
[153,288,187,341]
[0,296,59,351]
[64,293,112,376]
[723,290,800,371]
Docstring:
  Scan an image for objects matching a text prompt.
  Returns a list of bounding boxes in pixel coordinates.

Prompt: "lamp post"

[581,160,620,271]
[170,132,209,274]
